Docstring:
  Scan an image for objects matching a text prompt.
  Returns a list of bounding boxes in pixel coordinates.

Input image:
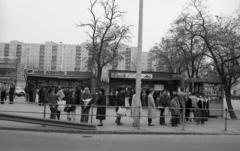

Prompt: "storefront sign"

[26,69,67,76]
[111,73,152,79]
[154,84,164,91]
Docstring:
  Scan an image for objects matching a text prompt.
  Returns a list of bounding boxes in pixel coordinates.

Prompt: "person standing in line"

[196,95,206,125]
[147,88,156,126]
[24,84,29,102]
[80,87,92,123]
[1,83,8,104]
[189,92,198,122]
[170,94,180,127]
[158,90,169,126]
[178,87,187,124]
[56,88,64,120]
[96,88,106,126]
[141,90,147,107]
[9,83,15,104]
[48,88,58,119]
[66,89,77,122]
[124,88,130,108]
[185,94,192,122]
[203,95,209,121]
[115,87,125,126]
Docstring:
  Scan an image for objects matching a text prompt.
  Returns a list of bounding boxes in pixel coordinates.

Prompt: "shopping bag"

[57,100,66,111]
[125,98,130,108]
[64,106,71,113]
[117,107,127,116]
[164,107,169,116]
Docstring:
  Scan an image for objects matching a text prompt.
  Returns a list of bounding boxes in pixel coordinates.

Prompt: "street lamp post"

[60,42,63,71]
[134,0,143,127]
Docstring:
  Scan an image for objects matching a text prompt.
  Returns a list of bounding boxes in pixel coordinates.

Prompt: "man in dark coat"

[159,90,170,125]
[115,87,125,126]
[196,96,207,125]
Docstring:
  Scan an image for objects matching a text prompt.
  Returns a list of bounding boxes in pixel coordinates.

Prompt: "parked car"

[15,87,25,96]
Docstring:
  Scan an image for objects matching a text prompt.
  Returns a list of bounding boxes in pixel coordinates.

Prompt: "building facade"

[0,41,157,82]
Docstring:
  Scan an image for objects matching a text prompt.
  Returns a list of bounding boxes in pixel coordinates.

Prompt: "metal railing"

[0,101,239,132]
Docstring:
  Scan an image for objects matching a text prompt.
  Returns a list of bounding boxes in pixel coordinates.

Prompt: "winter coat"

[96,94,106,120]
[170,97,180,115]
[115,92,125,112]
[147,94,156,119]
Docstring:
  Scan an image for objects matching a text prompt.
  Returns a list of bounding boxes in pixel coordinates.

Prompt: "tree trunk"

[96,67,102,93]
[223,84,237,119]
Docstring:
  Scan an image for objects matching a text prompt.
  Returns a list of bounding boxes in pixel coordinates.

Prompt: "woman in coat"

[66,89,77,122]
[115,87,125,126]
[9,83,15,104]
[170,94,180,127]
[80,87,92,123]
[147,88,156,126]
[96,88,106,126]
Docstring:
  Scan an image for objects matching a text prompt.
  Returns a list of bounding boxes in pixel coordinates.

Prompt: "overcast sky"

[0,0,240,52]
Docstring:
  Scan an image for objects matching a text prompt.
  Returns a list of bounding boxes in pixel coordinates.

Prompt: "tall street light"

[60,42,63,71]
[134,0,143,127]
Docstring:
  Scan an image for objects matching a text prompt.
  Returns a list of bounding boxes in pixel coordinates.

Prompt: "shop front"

[187,78,223,117]
[109,70,181,94]
[26,69,93,90]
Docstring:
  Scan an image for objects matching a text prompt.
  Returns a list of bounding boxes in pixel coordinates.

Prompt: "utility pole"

[133,0,143,127]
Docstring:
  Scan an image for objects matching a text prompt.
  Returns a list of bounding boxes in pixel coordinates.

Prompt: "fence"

[0,100,239,132]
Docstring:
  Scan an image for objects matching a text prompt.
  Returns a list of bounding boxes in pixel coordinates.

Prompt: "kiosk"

[26,69,93,90]
[187,78,223,117]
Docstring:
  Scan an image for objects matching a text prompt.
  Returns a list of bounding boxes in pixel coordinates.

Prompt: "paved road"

[0,130,240,151]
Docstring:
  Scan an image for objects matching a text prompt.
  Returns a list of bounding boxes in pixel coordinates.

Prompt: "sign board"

[26,69,67,76]
[154,84,164,91]
[111,73,153,79]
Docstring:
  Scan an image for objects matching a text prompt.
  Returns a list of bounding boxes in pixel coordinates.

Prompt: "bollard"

[224,108,228,131]
[182,107,185,131]
[90,104,94,124]
[43,103,46,127]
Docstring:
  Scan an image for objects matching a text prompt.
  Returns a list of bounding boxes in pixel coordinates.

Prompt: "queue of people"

[112,86,209,127]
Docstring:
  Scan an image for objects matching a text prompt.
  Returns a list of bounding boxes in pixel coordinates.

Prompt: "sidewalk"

[0,97,240,135]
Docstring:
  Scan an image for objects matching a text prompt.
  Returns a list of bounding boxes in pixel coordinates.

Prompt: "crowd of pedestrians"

[112,87,209,127]
[1,82,210,128]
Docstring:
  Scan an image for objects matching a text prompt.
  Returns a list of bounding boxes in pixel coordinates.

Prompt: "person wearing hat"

[115,87,125,126]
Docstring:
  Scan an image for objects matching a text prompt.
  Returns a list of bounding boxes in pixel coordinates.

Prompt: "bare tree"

[179,0,240,118]
[78,0,132,92]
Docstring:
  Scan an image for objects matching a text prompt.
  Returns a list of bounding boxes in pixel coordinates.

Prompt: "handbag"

[164,107,169,116]
[70,106,76,112]
[57,100,66,111]
[117,107,127,116]
[64,106,71,113]
[50,104,58,111]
